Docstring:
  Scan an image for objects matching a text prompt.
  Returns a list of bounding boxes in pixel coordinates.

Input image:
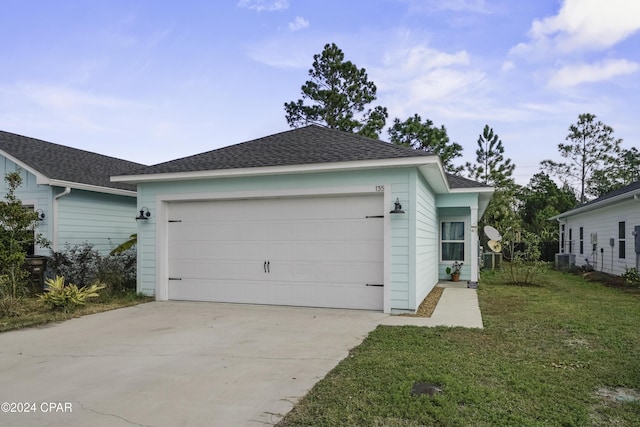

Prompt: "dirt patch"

[596,387,640,403]
[399,286,444,318]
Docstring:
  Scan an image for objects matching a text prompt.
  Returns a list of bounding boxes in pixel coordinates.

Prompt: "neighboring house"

[113,125,493,313]
[0,130,145,255]
[552,180,640,276]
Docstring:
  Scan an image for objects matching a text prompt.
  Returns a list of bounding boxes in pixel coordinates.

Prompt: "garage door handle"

[267,261,270,273]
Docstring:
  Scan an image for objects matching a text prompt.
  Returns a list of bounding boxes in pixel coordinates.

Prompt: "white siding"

[562,198,640,275]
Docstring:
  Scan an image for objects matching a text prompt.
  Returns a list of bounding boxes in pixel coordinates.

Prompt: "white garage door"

[167,194,384,310]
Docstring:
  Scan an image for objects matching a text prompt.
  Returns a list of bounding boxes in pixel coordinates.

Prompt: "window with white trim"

[579,227,584,255]
[619,221,626,259]
[441,221,465,261]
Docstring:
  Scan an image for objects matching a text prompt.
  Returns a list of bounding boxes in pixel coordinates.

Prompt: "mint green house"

[0,130,143,255]
[114,126,493,313]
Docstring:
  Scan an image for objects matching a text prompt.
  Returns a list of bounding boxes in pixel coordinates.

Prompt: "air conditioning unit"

[555,253,575,271]
[483,252,502,270]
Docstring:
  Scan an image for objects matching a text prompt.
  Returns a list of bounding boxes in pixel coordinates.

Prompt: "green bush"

[38,276,105,312]
[621,267,640,287]
[502,230,546,286]
[47,243,136,294]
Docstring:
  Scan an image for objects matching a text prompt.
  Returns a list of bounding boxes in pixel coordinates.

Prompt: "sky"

[1,0,639,186]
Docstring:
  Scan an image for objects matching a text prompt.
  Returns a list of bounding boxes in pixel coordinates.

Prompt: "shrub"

[38,276,105,312]
[621,267,640,287]
[502,230,547,286]
[47,244,136,294]
[0,171,47,298]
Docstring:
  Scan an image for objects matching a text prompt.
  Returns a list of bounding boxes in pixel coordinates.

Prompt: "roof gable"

[554,179,640,218]
[0,130,145,193]
[124,125,434,175]
[114,125,491,191]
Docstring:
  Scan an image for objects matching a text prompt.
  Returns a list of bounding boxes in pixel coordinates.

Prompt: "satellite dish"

[488,240,502,253]
[484,225,503,253]
[484,226,502,242]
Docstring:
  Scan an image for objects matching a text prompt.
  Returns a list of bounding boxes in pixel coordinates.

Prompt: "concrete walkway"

[381,283,484,328]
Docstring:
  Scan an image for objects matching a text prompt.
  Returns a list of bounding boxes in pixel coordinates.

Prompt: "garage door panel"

[169,279,383,310]
[169,260,266,281]
[269,241,383,263]
[171,241,267,261]
[168,194,384,310]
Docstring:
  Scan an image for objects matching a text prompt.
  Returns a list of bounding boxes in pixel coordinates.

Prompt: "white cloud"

[381,45,470,74]
[288,16,309,32]
[372,43,486,120]
[237,0,289,12]
[246,39,316,68]
[548,59,640,88]
[500,60,515,73]
[514,0,640,56]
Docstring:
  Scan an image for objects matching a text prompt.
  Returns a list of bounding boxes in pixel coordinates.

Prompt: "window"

[619,221,626,259]
[569,228,573,253]
[441,221,465,261]
[579,227,584,255]
[561,224,565,253]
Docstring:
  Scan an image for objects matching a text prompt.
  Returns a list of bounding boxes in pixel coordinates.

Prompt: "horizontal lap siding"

[390,175,410,310]
[57,191,137,254]
[563,199,640,276]
[414,173,437,310]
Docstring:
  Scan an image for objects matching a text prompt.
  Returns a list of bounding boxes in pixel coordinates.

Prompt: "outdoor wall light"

[136,207,151,220]
[390,198,405,214]
[35,209,45,221]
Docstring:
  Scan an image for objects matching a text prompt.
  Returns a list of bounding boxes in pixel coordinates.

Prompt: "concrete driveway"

[0,302,386,427]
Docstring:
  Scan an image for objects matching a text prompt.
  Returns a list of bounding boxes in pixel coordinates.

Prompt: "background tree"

[466,125,517,246]
[518,172,577,242]
[587,147,640,197]
[466,125,515,187]
[284,43,388,139]
[388,114,464,174]
[541,113,622,204]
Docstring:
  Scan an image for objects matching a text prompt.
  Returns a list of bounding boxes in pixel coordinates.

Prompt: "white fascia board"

[418,163,450,193]
[551,189,640,220]
[0,149,51,185]
[112,156,441,184]
[48,180,136,197]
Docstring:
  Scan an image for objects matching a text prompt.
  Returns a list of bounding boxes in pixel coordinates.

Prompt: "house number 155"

[375,185,384,192]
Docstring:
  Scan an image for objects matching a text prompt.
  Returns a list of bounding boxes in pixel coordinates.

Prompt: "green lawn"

[278,268,640,426]
[0,292,152,333]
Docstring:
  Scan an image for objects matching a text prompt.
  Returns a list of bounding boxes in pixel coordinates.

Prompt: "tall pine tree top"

[284,43,387,139]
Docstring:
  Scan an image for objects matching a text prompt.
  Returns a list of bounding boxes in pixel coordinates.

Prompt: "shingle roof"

[582,180,640,207]
[0,130,144,192]
[561,179,640,216]
[120,125,490,190]
[446,173,491,189]
[126,125,435,176]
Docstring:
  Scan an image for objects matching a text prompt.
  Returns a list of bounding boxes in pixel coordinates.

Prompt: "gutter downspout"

[52,187,71,251]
